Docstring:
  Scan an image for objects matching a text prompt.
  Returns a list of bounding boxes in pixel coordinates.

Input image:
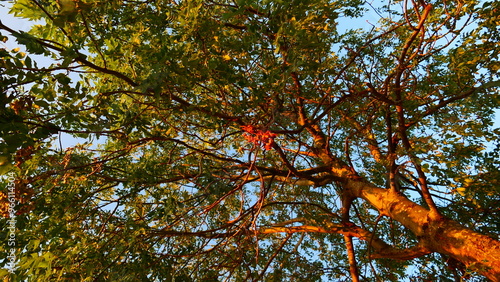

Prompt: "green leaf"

[12,31,49,55]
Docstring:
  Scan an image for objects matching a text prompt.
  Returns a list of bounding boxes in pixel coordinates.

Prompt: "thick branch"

[347,178,500,280]
[344,235,360,282]
[149,221,431,263]
[369,241,431,260]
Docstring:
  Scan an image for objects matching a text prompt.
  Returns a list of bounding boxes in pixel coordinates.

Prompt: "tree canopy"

[1,0,500,281]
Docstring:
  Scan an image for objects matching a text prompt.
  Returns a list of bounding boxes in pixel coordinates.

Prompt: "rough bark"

[348,178,500,281]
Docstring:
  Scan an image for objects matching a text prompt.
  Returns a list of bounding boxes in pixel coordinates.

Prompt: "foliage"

[0,0,499,281]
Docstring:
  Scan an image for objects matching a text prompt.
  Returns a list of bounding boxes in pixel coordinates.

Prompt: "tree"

[1,0,499,280]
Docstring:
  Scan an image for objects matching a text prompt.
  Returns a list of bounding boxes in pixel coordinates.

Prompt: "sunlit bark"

[348,179,500,281]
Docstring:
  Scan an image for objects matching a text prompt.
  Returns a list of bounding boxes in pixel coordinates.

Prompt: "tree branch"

[0,20,138,87]
[345,234,360,282]
[148,220,432,262]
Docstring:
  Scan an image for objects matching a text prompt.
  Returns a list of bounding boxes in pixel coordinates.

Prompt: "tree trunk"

[348,178,500,281]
